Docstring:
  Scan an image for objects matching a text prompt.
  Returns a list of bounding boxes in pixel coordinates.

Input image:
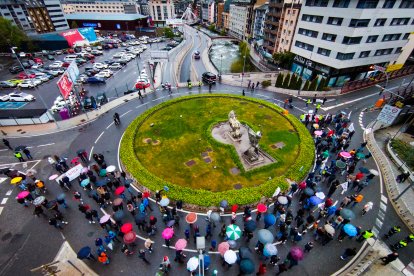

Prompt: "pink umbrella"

[175,239,187,250]
[290,246,304,260]
[218,241,230,256]
[81,167,89,173]
[257,203,267,213]
[48,174,59,181]
[115,186,125,196]
[99,214,111,224]
[314,130,323,136]
[17,191,30,199]
[162,227,174,240]
[339,151,352,159]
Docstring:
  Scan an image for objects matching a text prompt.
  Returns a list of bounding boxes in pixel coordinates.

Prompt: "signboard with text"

[66,61,79,82]
[60,29,85,47]
[376,104,402,125]
[57,73,73,100]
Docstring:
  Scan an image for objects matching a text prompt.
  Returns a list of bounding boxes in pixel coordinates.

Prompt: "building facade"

[222,11,230,31]
[274,1,300,52]
[291,0,414,87]
[62,0,141,14]
[253,3,268,40]
[65,13,147,30]
[228,4,248,39]
[0,0,68,33]
[263,0,283,53]
[216,2,224,29]
[148,0,175,25]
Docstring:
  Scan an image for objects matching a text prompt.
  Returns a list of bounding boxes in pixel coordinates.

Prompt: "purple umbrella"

[290,246,304,261]
[309,196,322,206]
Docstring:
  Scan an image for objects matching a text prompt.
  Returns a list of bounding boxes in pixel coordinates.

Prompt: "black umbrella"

[114,210,125,221]
[239,247,253,260]
[244,220,257,232]
[134,213,146,224]
[77,246,91,259]
[14,145,27,151]
[0,168,10,175]
[95,179,108,187]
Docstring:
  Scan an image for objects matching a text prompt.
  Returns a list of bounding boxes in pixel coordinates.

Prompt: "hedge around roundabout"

[120,94,315,208]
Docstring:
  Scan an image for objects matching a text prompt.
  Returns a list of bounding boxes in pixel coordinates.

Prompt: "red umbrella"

[257,203,267,213]
[218,241,230,256]
[115,186,125,196]
[71,157,80,164]
[17,191,30,199]
[121,222,133,234]
[123,231,137,244]
[185,212,197,224]
[143,191,150,198]
[231,204,238,213]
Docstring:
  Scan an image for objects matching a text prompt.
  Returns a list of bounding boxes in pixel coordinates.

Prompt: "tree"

[289,74,297,90]
[239,41,250,58]
[309,77,318,91]
[272,51,295,69]
[71,21,78,29]
[275,74,284,87]
[208,24,216,32]
[0,17,30,53]
[317,78,327,91]
[163,27,175,38]
[220,29,227,36]
[303,80,310,91]
[282,73,291,89]
[261,80,271,88]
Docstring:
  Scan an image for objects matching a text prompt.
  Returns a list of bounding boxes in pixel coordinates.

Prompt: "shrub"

[308,78,318,91]
[275,74,284,87]
[262,80,271,88]
[282,73,291,88]
[303,80,310,91]
[289,74,297,90]
[120,94,314,207]
[296,78,303,90]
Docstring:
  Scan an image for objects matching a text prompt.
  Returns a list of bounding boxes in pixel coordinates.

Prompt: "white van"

[64,55,78,62]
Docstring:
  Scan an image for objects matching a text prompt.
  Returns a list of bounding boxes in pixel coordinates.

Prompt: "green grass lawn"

[134,97,300,192]
[391,139,414,171]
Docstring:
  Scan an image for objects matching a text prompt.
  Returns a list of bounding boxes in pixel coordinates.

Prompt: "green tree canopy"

[163,27,175,38]
[272,51,295,69]
[282,73,291,88]
[275,74,284,87]
[71,21,78,29]
[0,17,30,53]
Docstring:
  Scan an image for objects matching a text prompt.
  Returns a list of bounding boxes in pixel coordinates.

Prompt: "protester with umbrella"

[77,246,96,261]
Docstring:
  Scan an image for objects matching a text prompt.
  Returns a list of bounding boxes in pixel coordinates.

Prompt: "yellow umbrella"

[11,177,23,184]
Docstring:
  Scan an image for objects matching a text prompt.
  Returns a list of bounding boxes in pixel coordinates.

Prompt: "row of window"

[305,0,414,9]
[302,14,413,27]
[295,40,402,59]
[299,28,410,43]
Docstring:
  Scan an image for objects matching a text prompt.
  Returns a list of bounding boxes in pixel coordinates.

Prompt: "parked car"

[8,79,23,85]
[18,72,36,79]
[18,79,41,88]
[202,72,217,84]
[33,58,44,65]
[108,63,122,70]
[8,92,36,101]
[0,81,17,88]
[51,101,68,112]
[87,77,106,84]
[35,75,50,83]
[194,50,200,59]
[49,61,63,69]
[94,72,109,79]
[0,94,10,101]
[9,66,23,74]
[93,63,108,69]
[54,50,63,55]
[97,45,103,50]
[91,50,103,55]
[46,55,55,61]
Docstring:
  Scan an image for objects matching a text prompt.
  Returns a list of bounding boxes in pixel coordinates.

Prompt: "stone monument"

[243,127,262,162]
[228,110,242,140]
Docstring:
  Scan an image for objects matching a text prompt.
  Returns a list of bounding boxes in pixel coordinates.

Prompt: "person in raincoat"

[160,256,171,273]
[362,202,374,216]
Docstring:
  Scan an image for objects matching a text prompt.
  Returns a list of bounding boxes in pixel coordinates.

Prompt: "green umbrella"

[356,152,365,159]
[226,224,242,240]
[99,169,107,177]
[336,160,346,169]
[322,150,329,158]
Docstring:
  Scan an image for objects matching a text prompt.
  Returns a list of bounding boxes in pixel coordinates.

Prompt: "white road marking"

[322,93,378,111]
[94,131,105,144]
[0,207,3,216]
[378,210,386,220]
[89,146,94,161]
[380,202,387,212]
[37,143,55,147]
[6,190,12,196]
[375,218,383,229]
[381,195,388,204]
[0,149,8,152]
[152,96,167,102]
[60,232,66,240]
[120,110,132,117]
[1,198,8,205]
[106,122,114,129]
[0,178,7,184]
[372,227,379,237]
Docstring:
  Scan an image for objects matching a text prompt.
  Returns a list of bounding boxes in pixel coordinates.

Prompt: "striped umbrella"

[226,224,242,240]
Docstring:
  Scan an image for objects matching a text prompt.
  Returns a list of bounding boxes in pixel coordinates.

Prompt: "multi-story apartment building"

[216,2,224,29]
[148,0,175,25]
[222,11,230,31]
[263,0,283,53]
[253,3,268,39]
[275,1,300,52]
[201,0,214,23]
[62,0,141,14]
[228,3,249,39]
[291,0,414,87]
[1,0,68,33]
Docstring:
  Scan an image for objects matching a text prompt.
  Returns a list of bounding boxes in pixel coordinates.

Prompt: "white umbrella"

[369,169,379,176]
[277,196,288,205]
[187,256,199,271]
[315,192,326,200]
[224,250,237,264]
[106,165,116,173]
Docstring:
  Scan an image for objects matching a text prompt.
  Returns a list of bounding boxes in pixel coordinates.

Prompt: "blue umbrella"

[220,200,228,208]
[80,178,90,187]
[124,179,133,185]
[77,246,91,259]
[134,213,146,223]
[309,196,322,206]
[239,258,255,274]
[203,255,211,268]
[244,220,257,232]
[95,179,108,187]
[257,229,274,244]
[359,167,370,174]
[264,214,276,227]
[303,187,315,196]
[113,210,124,221]
[343,224,358,237]
[263,243,278,257]
[57,193,66,201]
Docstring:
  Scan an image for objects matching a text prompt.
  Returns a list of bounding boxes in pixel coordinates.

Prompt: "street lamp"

[10,47,59,128]
[240,54,247,87]
[220,54,223,76]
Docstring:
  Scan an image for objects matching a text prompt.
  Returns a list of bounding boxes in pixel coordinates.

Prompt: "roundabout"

[120,94,315,207]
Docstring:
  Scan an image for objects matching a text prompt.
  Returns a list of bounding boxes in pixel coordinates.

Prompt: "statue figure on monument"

[244,127,262,162]
[228,110,242,139]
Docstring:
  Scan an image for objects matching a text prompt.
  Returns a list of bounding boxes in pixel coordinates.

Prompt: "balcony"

[265,20,279,27]
[267,12,281,18]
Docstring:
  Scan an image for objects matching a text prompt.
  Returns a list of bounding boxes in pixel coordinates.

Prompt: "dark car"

[194,51,200,59]
[21,62,32,69]
[202,72,217,84]
[9,66,23,74]
[0,81,17,88]
[47,54,55,60]
[83,96,97,109]
[87,77,106,84]
[96,93,108,106]
[103,44,110,50]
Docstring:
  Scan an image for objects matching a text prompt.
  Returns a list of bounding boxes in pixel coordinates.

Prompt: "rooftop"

[65,13,146,21]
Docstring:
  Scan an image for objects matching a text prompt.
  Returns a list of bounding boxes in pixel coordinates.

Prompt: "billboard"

[78,27,97,42]
[60,29,85,47]
[376,104,402,125]
[67,61,80,82]
[57,73,73,99]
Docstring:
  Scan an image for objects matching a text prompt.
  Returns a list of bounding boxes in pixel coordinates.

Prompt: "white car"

[139,45,148,50]
[112,52,125,59]
[0,94,10,102]
[51,101,68,112]
[108,63,122,70]
[45,70,59,76]
[100,69,113,76]
[124,53,136,59]
[85,47,92,52]
[93,63,108,69]
[8,92,36,102]
[31,64,43,69]
[95,71,111,78]
[97,45,103,50]
[36,75,49,83]
[18,80,41,88]
[49,61,63,69]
